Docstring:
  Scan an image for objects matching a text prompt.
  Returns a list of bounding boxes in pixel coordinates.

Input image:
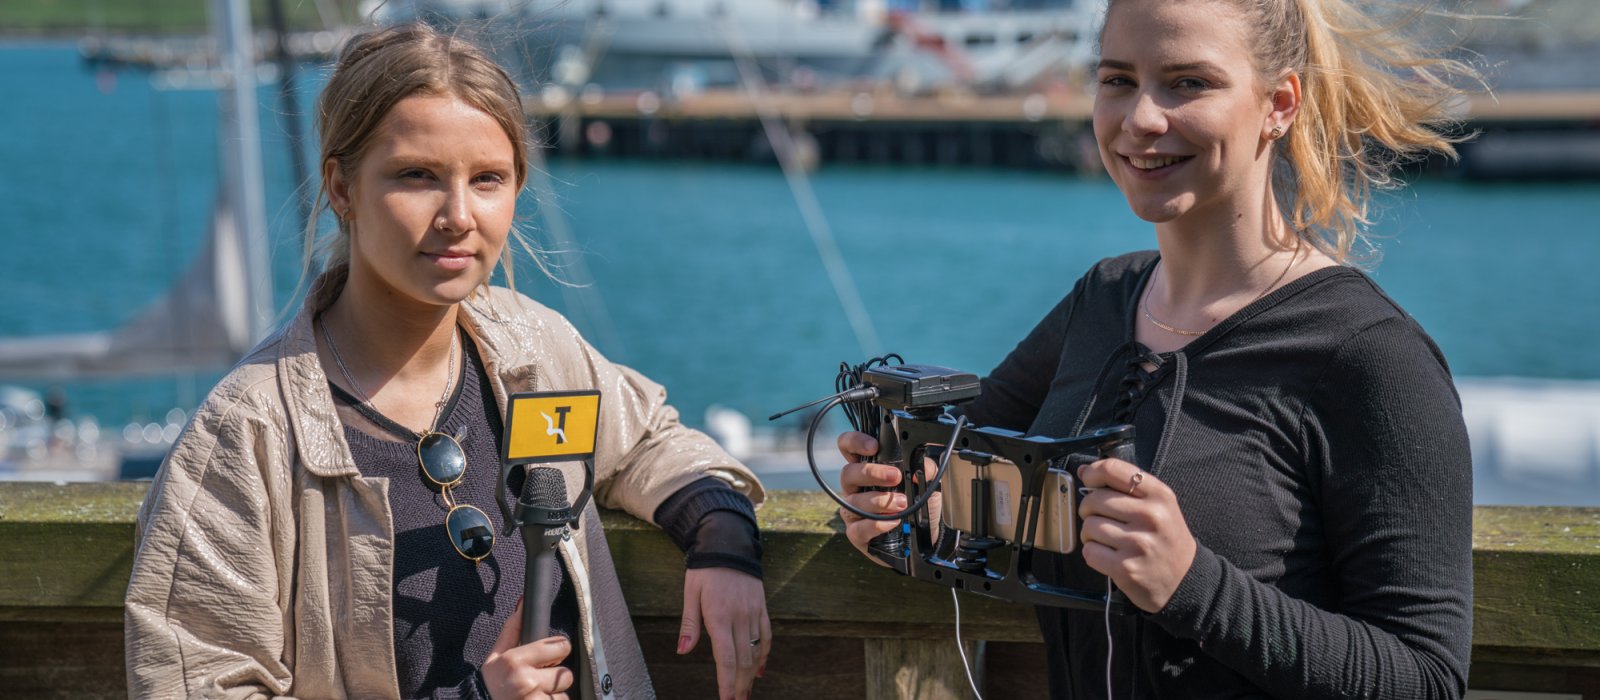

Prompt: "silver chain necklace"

[320,315,457,434]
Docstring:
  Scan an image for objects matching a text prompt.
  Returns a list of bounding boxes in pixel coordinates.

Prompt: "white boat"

[1458,377,1600,507]
[364,0,1107,93]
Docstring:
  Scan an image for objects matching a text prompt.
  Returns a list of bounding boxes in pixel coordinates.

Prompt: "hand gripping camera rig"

[774,358,1137,613]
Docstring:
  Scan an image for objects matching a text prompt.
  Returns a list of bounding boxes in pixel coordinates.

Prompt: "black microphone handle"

[522,526,561,645]
[517,466,572,646]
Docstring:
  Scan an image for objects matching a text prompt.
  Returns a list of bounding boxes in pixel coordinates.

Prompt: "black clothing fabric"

[333,332,765,699]
[333,334,581,698]
[964,252,1473,699]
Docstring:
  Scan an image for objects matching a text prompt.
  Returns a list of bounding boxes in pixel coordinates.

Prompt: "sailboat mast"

[213,0,274,344]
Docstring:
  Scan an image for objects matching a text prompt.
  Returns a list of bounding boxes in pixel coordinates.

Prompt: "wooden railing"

[2,482,1598,698]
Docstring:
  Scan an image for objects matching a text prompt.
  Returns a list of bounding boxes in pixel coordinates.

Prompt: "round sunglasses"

[417,431,495,562]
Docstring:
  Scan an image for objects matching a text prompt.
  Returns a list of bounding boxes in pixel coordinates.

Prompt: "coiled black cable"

[803,396,965,522]
[771,354,965,522]
[837,353,903,436]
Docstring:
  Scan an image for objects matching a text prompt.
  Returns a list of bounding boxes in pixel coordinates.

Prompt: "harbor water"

[2,41,1598,504]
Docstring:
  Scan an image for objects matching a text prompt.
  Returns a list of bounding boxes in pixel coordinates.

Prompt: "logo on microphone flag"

[504,391,600,464]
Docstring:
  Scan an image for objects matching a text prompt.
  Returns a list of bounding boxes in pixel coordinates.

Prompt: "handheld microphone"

[498,390,601,645]
[519,466,570,644]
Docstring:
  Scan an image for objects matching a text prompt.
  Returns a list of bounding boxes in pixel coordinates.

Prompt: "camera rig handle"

[774,361,1137,613]
[864,364,1139,610]
[869,406,1136,613]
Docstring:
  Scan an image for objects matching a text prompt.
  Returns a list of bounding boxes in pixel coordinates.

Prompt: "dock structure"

[529,88,1098,170]
[2,482,1597,698]
[526,88,1600,176]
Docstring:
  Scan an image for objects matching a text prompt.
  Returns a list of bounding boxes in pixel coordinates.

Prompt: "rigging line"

[554,3,616,150]
[579,10,616,82]
[509,13,627,361]
[309,0,340,30]
[146,0,198,409]
[717,20,884,360]
[266,0,311,225]
[215,0,274,343]
[525,141,629,362]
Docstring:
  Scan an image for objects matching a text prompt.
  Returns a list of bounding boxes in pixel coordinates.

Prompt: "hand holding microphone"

[483,598,575,700]
[479,467,579,700]
[491,392,600,698]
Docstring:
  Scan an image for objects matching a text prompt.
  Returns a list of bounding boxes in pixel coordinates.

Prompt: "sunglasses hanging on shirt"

[321,320,495,563]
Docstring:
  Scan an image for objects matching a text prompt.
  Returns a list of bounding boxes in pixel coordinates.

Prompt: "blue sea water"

[2,42,1599,492]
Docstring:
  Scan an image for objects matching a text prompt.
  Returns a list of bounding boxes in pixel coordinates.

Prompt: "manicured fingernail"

[677,636,691,654]
[757,664,766,678]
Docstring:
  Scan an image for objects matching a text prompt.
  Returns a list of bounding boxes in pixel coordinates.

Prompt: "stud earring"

[1270,126,1284,140]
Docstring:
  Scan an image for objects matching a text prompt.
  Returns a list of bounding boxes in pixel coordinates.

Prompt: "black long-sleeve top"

[964,251,1473,699]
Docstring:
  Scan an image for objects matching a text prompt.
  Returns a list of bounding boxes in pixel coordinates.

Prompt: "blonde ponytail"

[1277,0,1482,263]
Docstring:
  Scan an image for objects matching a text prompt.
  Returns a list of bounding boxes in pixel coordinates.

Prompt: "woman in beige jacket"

[126,24,768,700]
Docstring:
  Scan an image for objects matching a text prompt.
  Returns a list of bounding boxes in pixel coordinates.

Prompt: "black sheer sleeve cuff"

[684,511,763,579]
[654,477,763,579]
[654,477,758,549]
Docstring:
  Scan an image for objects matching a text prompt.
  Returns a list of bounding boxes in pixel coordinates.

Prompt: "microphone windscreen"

[522,466,570,510]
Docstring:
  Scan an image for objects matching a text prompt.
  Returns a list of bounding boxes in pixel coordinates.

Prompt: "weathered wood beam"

[3,484,1598,649]
[1471,506,1600,657]
[3,483,1600,698]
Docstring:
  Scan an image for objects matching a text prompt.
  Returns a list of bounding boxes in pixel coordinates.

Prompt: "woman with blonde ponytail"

[835,0,1479,697]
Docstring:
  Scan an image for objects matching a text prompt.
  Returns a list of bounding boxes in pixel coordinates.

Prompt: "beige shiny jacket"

[125,282,764,699]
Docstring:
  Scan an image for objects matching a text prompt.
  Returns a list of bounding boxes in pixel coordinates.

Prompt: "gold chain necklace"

[1140,294,1207,336]
[1141,255,1298,337]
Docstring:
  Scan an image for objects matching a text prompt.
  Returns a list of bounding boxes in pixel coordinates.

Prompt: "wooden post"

[865,637,984,700]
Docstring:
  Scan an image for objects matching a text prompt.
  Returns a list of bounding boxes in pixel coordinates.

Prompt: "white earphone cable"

[952,588,986,700]
[1105,577,1116,699]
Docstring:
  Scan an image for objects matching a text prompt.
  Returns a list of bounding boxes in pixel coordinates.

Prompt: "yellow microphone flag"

[504,391,601,464]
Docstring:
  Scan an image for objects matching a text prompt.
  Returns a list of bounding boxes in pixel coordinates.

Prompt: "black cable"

[806,397,966,522]
[836,353,903,436]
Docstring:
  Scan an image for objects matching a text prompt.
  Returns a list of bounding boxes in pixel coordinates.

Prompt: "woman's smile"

[1120,153,1194,178]
[1093,0,1277,225]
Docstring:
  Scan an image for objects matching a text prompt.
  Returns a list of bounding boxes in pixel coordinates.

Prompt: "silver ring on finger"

[749,636,761,647]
